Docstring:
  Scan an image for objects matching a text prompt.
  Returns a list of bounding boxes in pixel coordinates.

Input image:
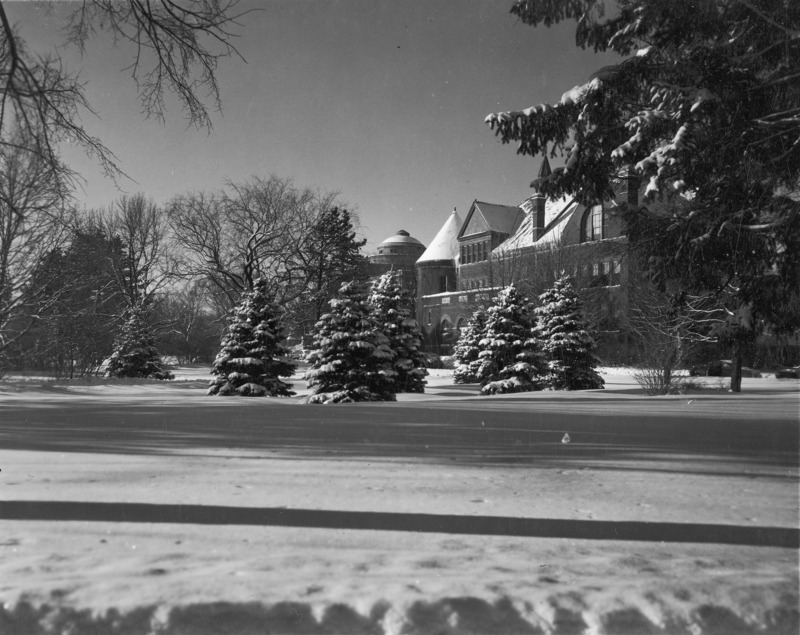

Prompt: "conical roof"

[417,208,462,263]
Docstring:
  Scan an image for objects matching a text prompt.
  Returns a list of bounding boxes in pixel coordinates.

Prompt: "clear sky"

[7,0,619,250]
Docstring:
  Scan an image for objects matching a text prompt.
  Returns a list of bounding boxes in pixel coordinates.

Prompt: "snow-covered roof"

[460,201,524,238]
[493,197,577,254]
[417,209,462,263]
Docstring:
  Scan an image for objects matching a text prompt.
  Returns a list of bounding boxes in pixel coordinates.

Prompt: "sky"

[6,0,619,250]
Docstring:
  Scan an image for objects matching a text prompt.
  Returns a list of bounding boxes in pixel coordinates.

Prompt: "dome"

[380,229,423,246]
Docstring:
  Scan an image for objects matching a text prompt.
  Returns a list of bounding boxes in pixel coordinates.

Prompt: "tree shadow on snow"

[0,399,796,477]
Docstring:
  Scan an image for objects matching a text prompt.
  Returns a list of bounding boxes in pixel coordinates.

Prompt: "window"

[582,204,604,242]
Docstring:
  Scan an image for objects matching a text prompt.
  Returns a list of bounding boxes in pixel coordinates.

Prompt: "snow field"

[0,367,797,633]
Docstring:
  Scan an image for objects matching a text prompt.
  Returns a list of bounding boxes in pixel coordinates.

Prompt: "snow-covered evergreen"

[105,306,174,380]
[208,280,296,396]
[304,280,396,403]
[452,309,487,384]
[369,271,427,393]
[477,286,546,395]
[534,275,604,390]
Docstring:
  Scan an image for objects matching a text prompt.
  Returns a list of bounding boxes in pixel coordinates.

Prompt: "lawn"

[0,369,797,634]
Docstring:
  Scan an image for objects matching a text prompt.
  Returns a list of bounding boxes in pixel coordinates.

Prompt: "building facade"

[367,159,639,360]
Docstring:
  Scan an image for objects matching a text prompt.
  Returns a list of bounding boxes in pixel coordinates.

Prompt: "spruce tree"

[105,306,174,380]
[452,309,487,384]
[534,275,604,390]
[369,271,428,393]
[304,280,396,403]
[477,286,546,394]
[208,280,296,396]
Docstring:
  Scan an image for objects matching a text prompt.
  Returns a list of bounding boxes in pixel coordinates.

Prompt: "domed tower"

[366,229,426,295]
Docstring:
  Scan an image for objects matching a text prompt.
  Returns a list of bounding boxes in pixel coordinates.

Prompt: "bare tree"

[95,194,175,309]
[0,127,70,359]
[168,176,339,310]
[628,275,721,394]
[0,0,246,192]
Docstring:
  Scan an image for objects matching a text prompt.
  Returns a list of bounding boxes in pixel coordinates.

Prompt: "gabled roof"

[417,208,462,263]
[493,196,578,254]
[459,200,524,239]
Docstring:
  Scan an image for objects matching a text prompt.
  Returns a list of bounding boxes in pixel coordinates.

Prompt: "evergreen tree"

[295,207,368,333]
[487,1,800,391]
[452,309,487,384]
[535,276,604,391]
[105,306,174,380]
[304,280,396,403]
[208,280,296,396]
[477,286,546,395]
[369,270,427,393]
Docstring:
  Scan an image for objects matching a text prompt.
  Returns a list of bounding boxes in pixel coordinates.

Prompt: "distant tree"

[0,0,246,194]
[105,306,173,380]
[478,286,546,394]
[369,270,427,393]
[487,0,800,391]
[0,127,70,362]
[96,194,175,310]
[153,280,222,365]
[304,280,395,403]
[452,309,487,384]
[168,176,339,310]
[534,275,604,390]
[8,224,126,377]
[208,279,296,397]
[294,206,367,334]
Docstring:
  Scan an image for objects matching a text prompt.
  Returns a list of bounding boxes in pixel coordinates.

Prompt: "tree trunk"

[730,347,743,393]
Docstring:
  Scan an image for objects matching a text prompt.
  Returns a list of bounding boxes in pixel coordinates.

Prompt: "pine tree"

[487,1,800,392]
[208,280,296,396]
[452,309,487,384]
[105,306,174,380]
[369,270,428,393]
[535,276,604,390]
[477,286,546,395]
[304,280,396,403]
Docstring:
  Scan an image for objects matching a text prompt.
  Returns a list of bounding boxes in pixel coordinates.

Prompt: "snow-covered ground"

[0,368,797,634]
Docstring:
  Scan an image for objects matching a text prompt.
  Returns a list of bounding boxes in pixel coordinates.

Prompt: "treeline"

[0,163,367,377]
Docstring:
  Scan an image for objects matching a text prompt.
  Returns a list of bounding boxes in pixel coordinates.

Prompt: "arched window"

[581,204,604,242]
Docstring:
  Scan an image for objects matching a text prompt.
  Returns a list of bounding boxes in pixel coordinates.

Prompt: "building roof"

[459,201,524,238]
[493,196,578,254]
[417,209,462,263]
[380,229,424,246]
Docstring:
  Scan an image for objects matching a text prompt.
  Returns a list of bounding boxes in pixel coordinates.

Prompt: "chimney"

[529,157,551,240]
[620,164,639,208]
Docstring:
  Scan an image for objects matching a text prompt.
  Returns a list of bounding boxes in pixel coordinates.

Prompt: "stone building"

[414,157,636,357]
[367,158,638,359]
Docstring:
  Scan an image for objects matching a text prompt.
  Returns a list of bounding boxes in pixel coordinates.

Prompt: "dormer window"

[581,204,604,242]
